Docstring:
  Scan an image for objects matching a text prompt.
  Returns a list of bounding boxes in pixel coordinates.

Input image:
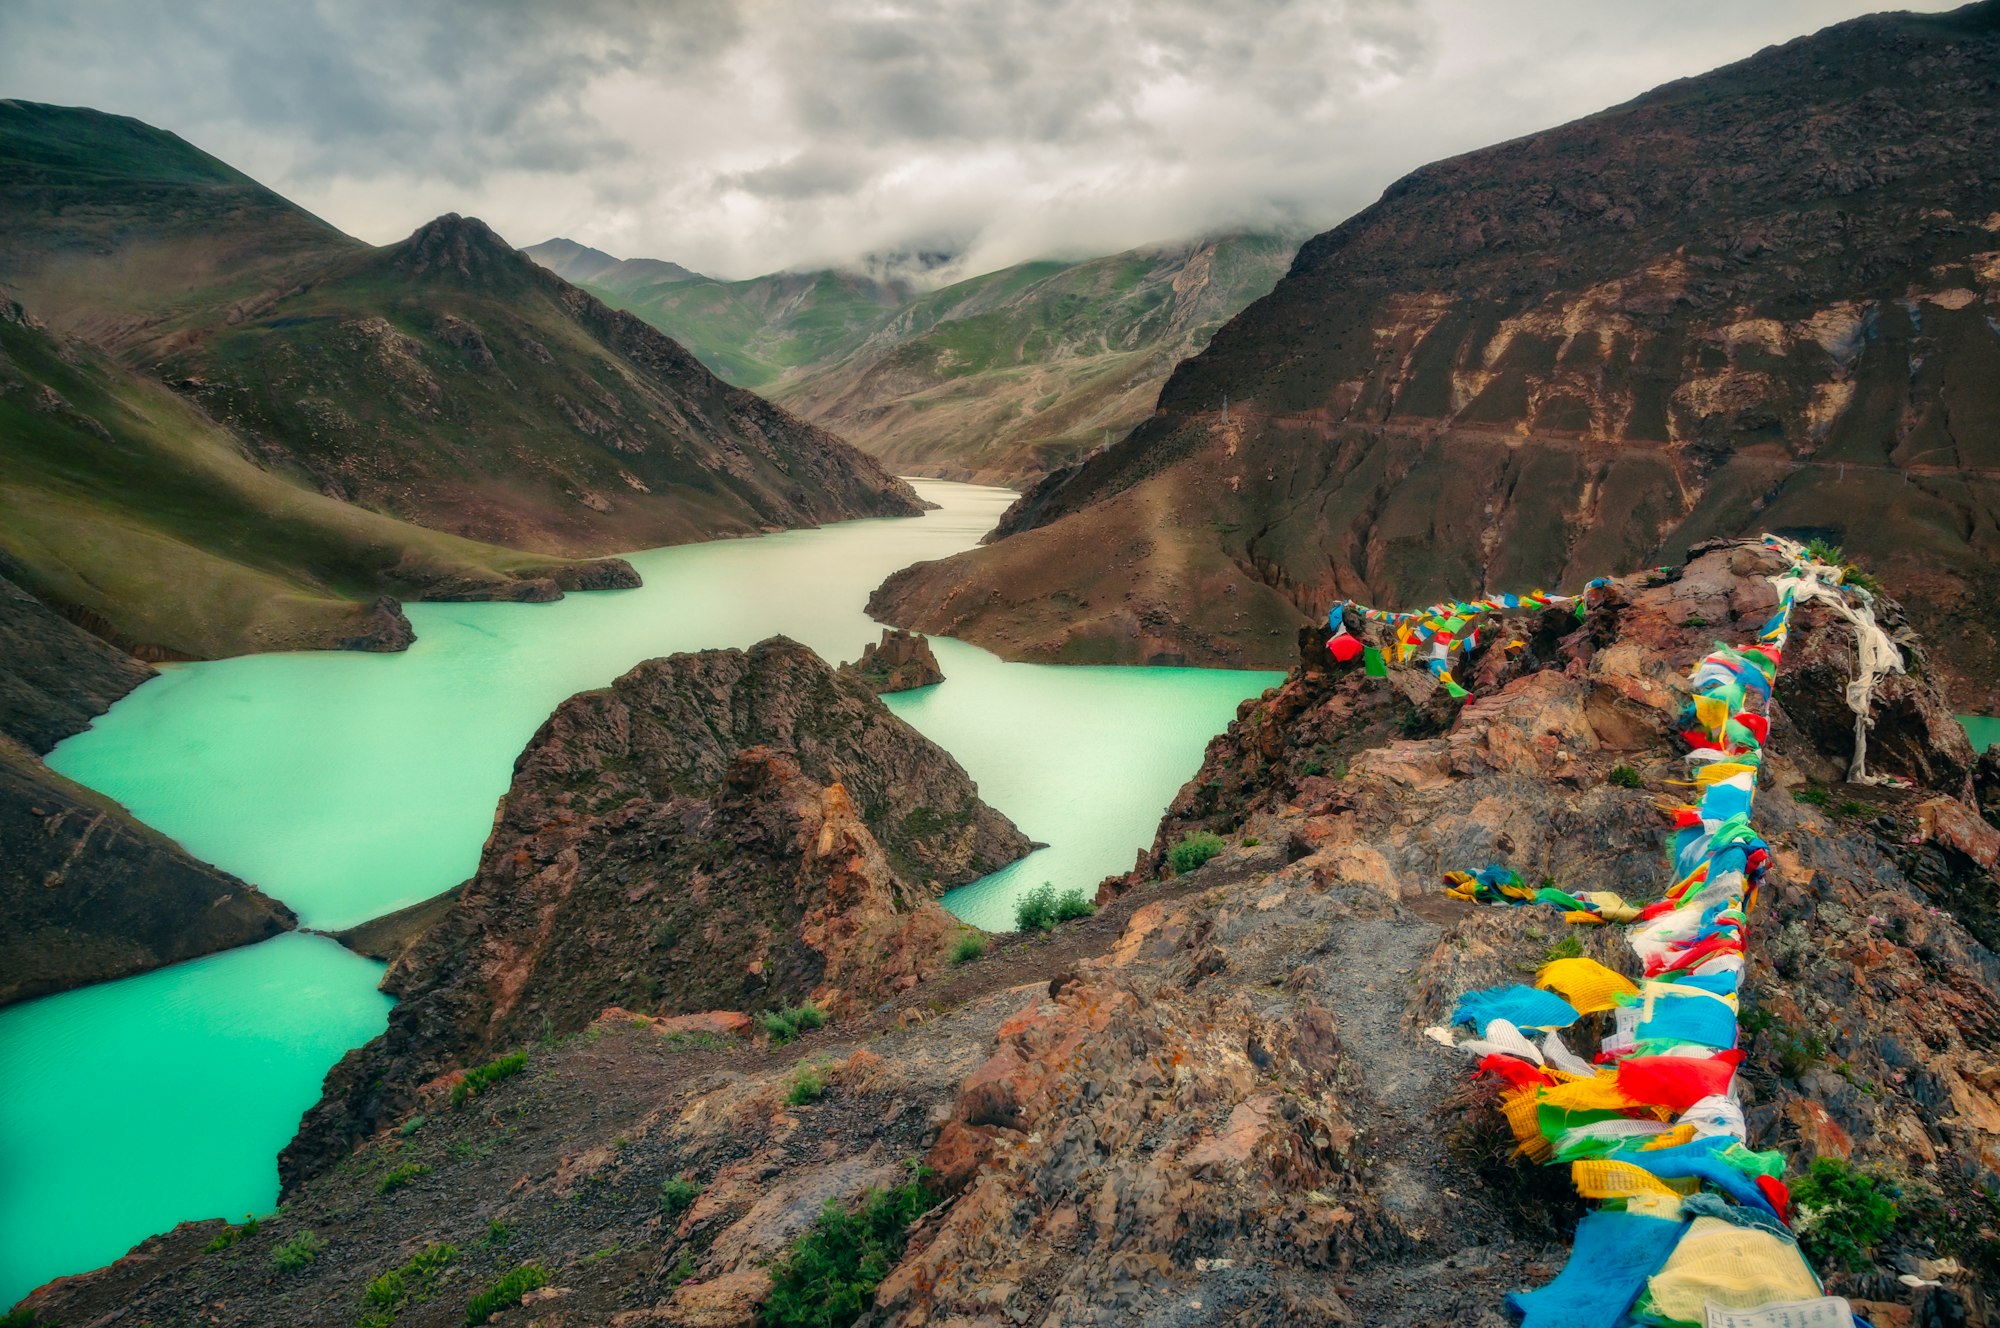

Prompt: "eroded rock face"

[282,637,1027,1187]
[840,627,944,693]
[30,546,1998,1327]
[871,3,2000,709]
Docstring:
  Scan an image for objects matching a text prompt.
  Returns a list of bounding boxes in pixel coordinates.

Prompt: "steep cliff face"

[281,637,1029,1186]
[34,543,1996,1327]
[871,1,2000,708]
[0,582,294,1005]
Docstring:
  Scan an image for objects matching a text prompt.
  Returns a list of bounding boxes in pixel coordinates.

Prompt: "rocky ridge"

[280,636,1030,1187]
[26,540,1998,1326]
[870,1,2000,709]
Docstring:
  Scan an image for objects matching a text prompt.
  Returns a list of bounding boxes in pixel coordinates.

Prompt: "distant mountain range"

[869,0,2000,711]
[0,100,919,661]
[527,233,1299,486]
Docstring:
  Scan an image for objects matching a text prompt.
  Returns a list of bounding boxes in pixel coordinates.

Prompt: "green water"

[7,480,1279,1302]
[0,935,393,1303]
[1962,715,2000,753]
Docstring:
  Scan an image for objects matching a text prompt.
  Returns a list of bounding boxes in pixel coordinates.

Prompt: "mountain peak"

[392,213,522,280]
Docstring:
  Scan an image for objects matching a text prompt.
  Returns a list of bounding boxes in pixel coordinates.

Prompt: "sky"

[0,0,1968,283]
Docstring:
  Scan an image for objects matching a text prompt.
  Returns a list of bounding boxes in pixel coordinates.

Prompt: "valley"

[529,233,1298,487]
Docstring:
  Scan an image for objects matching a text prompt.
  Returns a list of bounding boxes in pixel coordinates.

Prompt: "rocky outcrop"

[872,2,2000,709]
[280,637,1028,1187]
[0,573,296,1005]
[0,566,152,753]
[27,540,2000,1326]
[0,738,295,1005]
[840,627,944,693]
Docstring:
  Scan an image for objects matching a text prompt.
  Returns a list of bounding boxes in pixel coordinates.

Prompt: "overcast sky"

[0,0,1966,283]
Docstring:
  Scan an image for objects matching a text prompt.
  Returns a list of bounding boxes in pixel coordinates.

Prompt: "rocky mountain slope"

[0,579,293,1005]
[25,539,1998,1326]
[281,636,1031,1185]
[0,101,920,572]
[530,233,1298,486]
[869,1,2000,711]
[0,294,631,659]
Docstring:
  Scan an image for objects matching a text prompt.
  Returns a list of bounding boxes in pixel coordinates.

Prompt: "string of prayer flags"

[1406,536,1880,1326]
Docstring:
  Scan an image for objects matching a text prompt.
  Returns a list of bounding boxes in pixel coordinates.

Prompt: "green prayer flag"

[1444,678,1470,699]
[1363,646,1388,678]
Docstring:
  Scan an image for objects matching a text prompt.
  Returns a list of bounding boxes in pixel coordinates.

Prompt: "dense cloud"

[0,0,1962,281]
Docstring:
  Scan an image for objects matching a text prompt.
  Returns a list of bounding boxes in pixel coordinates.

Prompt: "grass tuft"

[763,1173,936,1328]
[465,1264,549,1325]
[1607,765,1643,789]
[271,1230,326,1272]
[451,1050,528,1107]
[758,1003,827,1045]
[660,1176,702,1217]
[379,1162,432,1195]
[950,932,986,964]
[787,1064,829,1106]
[1168,832,1226,876]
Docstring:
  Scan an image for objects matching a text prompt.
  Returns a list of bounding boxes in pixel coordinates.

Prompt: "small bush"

[1792,1157,1899,1272]
[787,1064,829,1106]
[1836,799,1875,819]
[950,932,986,964]
[360,1242,457,1325]
[483,1218,513,1246]
[465,1264,549,1325]
[204,1214,260,1253]
[759,1003,827,1045]
[1052,888,1095,923]
[1015,882,1060,932]
[1794,784,1832,808]
[1607,765,1643,789]
[1168,832,1226,876]
[1682,615,1709,629]
[763,1176,936,1328]
[451,1050,528,1108]
[2,1312,47,1328]
[379,1162,432,1195]
[660,1176,702,1217]
[271,1230,326,1272]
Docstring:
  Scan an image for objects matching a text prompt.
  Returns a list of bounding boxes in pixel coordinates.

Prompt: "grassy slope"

[0,302,594,658]
[0,102,917,565]
[534,235,1298,487]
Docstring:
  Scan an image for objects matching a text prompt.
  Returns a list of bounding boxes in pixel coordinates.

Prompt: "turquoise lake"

[1962,715,1999,753]
[3,480,1280,1303]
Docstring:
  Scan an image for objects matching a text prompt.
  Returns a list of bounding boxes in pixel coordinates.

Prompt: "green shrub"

[1792,1157,1900,1272]
[1014,882,1060,932]
[465,1264,549,1325]
[451,1051,528,1107]
[950,932,986,964]
[758,1003,827,1045]
[1682,615,1709,629]
[660,1176,702,1217]
[204,1213,261,1253]
[483,1219,514,1246]
[360,1242,457,1325]
[1168,832,1226,876]
[788,1064,829,1106]
[1607,765,1643,789]
[1,1311,47,1328]
[1836,799,1875,819]
[1804,538,1845,565]
[1052,888,1096,923]
[763,1177,936,1328]
[379,1162,432,1195]
[1793,784,1832,808]
[1544,935,1584,963]
[271,1229,326,1272]
[398,1113,427,1137]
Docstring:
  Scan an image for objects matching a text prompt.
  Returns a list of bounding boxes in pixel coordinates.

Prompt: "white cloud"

[0,0,1965,281]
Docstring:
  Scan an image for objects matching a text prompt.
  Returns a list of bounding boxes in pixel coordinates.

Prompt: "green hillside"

[530,235,1299,486]
[0,298,609,658]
